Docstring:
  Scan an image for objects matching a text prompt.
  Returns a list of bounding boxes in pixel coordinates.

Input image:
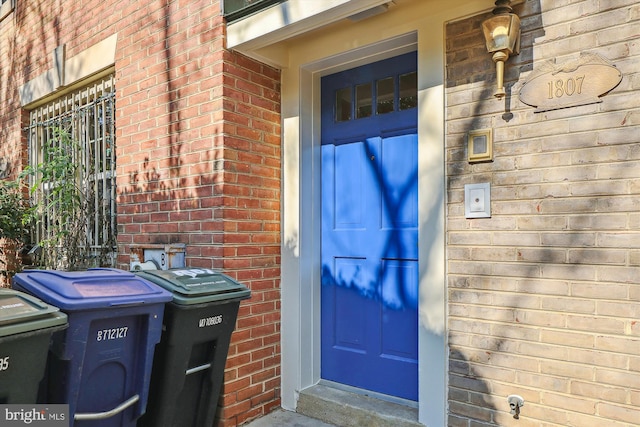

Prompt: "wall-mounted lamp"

[482,0,521,99]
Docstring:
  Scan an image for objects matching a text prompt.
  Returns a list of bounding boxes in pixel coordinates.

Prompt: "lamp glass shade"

[482,14,520,54]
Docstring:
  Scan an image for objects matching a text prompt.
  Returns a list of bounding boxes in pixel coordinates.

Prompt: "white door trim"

[281,29,447,426]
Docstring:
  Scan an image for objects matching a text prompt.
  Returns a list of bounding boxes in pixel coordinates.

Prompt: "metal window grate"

[24,75,117,267]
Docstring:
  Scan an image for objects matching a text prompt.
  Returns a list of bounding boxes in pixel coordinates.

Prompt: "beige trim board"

[0,0,14,22]
[19,33,118,108]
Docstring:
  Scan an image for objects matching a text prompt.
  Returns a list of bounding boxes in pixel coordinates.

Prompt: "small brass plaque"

[519,52,622,112]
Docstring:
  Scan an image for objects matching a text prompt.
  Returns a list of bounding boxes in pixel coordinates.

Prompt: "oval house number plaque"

[519,52,622,112]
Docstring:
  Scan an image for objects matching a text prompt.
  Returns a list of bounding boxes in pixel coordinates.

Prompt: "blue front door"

[321,52,418,401]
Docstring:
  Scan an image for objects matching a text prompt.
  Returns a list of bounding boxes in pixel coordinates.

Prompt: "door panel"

[381,259,419,359]
[334,142,369,229]
[333,257,368,352]
[380,135,419,231]
[321,52,418,401]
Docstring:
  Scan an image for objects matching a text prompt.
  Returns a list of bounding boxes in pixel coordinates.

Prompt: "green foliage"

[0,179,32,279]
[0,180,31,242]
[20,127,91,271]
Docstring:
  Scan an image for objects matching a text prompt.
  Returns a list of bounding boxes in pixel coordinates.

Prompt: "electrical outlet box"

[465,183,491,218]
[130,243,186,270]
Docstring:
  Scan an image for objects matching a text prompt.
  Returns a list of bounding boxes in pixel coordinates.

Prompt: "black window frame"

[222,0,284,23]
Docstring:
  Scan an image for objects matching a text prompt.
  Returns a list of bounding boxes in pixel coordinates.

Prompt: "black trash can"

[0,288,67,404]
[135,268,251,427]
[12,268,172,427]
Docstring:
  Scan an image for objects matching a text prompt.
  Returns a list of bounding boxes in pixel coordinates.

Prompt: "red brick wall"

[0,3,32,286]
[215,48,282,427]
[1,0,281,424]
[114,2,282,426]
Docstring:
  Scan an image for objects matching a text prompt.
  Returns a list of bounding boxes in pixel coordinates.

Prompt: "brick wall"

[215,51,282,427]
[445,1,639,426]
[0,2,29,286]
[1,0,281,424]
[114,2,282,425]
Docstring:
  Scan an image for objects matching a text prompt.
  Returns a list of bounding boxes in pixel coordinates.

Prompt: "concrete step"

[243,409,337,427]
[296,384,422,427]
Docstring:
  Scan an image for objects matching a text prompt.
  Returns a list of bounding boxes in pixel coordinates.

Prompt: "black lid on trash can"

[134,268,251,305]
[0,289,67,337]
[13,268,172,311]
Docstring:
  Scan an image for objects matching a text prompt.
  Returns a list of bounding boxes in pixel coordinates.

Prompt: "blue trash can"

[12,268,172,427]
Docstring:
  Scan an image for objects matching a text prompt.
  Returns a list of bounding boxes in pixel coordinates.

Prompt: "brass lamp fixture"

[482,0,521,99]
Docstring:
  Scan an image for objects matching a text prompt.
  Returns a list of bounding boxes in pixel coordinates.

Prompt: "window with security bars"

[24,75,116,269]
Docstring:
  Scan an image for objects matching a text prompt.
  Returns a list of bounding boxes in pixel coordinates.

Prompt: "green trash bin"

[0,288,68,404]
[135,268,251,427]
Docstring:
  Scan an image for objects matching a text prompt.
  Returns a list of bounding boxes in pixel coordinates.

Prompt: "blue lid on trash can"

[12,268,172,310]
[0,289,67,337]
[134,268,251,305]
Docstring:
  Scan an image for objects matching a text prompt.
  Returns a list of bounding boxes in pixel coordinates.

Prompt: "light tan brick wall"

[446,1,640,425]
